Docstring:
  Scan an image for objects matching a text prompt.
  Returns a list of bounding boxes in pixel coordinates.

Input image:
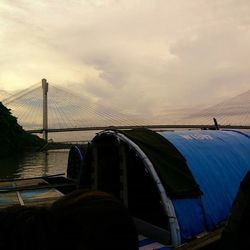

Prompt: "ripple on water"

[0,149,69,179]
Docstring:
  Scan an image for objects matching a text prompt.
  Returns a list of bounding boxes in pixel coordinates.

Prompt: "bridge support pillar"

[42,79,48,141]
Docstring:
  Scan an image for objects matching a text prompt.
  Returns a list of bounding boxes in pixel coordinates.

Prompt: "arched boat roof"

[90,128,250,242]
[159,129,250,240]
[93,128,202,198]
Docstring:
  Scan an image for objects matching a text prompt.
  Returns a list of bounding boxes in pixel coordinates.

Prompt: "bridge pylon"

[42,78,48,141]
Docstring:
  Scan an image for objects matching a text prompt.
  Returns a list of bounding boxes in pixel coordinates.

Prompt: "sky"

[0,0,250,122]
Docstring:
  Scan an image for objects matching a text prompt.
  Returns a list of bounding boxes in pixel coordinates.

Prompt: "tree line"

[0,102,44,158]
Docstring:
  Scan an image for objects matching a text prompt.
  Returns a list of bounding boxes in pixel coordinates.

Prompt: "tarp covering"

[67,145,85,181]
[159,130,250,241]
[121,129,201,198]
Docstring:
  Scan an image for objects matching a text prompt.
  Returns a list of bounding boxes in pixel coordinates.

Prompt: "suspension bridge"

[1,79,250,141]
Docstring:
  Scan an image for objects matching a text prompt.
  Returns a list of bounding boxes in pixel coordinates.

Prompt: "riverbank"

[0,102,45,159]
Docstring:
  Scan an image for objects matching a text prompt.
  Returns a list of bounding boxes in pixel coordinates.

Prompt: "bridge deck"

[26,124,250,133]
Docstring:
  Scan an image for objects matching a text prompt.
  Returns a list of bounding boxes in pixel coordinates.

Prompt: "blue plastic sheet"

[159,130,250,241]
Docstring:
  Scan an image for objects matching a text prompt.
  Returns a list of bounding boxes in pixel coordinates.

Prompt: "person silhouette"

[219,171,250,250]
[0,189,138,250]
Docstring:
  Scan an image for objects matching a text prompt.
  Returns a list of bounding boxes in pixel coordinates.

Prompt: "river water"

[0,129,249,180]
[0,149,69,179]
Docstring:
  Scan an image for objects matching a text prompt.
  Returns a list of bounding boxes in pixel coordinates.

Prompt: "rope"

[3,82,250,130]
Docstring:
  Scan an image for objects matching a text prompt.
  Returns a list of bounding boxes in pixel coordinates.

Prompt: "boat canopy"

[79,128,250,245]
[159,130,250,240]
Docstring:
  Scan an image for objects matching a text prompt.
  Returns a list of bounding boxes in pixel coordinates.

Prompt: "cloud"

[0,0,250,124]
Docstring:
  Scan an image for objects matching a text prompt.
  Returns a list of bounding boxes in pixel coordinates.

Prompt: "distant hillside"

[0,102,45,158]
[178,90,250,126]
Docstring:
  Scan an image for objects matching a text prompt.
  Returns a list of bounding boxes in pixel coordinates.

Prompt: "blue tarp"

[158,130,250,241]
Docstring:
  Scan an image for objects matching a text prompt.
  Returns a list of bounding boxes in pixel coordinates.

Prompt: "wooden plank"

[175,228,223,250]
[0,173,65,182]
[0,182,76,193]
[138,227,223,250]
[0,176,67,207]
[14,178,48,188]
[16,191,24,206]
[23,199,59,206]
[0,181,12,188]
[20,188,63,206]
[0,192,19,207]
[20,188,63,202]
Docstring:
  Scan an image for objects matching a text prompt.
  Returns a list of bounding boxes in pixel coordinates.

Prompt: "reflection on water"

[0,149,69,179]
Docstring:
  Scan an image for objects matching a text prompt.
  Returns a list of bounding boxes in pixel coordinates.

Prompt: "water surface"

[0,149,69,179]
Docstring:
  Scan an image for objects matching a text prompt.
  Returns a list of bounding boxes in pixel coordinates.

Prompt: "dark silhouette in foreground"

[219,170,250,250]
[0,190,138,250]
[2,170,250,250]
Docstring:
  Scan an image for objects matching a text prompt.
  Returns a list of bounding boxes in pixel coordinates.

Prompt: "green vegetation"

[0,102,45,158]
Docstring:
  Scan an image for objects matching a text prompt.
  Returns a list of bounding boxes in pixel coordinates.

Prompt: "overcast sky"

[0,0,250,121]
